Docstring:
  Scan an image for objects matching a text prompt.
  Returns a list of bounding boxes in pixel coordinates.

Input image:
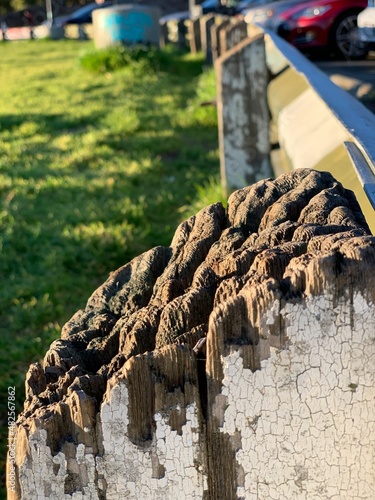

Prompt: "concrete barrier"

[33,24,65,40]
[4,23,92,41]
[64,23,93,40]
[2,26,33,40]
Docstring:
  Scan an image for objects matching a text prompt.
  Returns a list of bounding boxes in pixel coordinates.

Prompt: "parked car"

[160,0,255,44]
[0,7,46,28]
[244,0,369,59]
[244,0,309,29]
[49,1,113,28]
[358,0,375,43]
[236,0,284,13]
[159,0,260,24]
[159,0,218,24]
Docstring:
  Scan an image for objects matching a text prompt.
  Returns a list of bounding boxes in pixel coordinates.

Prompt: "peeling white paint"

[18,430,100,500]
[18,383,206,499]
[217,36,272,191]
[216,290,375,499]
[99,382,205,499]
[15,287,375,499]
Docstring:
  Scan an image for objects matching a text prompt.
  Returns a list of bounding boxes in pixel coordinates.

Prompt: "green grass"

[0,39,222,496]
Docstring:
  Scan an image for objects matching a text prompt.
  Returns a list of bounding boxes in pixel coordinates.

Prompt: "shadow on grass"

[0,111,104,135]
[0,124,220,496]
[0,45,219,493]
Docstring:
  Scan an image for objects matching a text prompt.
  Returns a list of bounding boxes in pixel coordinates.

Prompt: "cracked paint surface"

[216,290,375,499]
[17,430,99,499]
[217,36,272,191]
[15,289,375,499]
[99,382,206,499]
[18,381,206,499]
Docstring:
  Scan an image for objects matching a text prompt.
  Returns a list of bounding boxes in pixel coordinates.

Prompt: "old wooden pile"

[8,169,375,499]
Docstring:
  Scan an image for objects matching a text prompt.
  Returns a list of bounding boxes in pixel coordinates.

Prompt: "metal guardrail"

[263,28,375,221]
[164,14,375,223]
[4,14,375,221]
[345,141,375,210]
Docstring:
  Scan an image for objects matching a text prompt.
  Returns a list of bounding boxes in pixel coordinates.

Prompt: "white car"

[358,0,375,42]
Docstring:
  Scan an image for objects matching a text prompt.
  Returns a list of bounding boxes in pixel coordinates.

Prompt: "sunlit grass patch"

[79,43,206,77]
[0,39,222,495]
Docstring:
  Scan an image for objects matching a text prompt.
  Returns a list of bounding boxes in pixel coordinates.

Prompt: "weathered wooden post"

[200,14,216,65]
[7,169,375,499]
[159,21,169,48]
[187,18,202,54]
[177,19,187,49]
[219,19,248,54]
[211,17,231,63]
[216,34,272,194]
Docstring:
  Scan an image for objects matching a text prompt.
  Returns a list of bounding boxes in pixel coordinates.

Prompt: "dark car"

[244,0,310,27]
[244,0,369,59]
[159,0,215,24]
[49,1,113,28]
[160,0,257,24]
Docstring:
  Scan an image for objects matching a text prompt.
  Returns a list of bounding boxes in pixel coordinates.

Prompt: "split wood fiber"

[8,169,375,499]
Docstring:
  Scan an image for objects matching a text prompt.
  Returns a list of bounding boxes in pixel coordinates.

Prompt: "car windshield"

[70,2,107,20]
[237,0,277,9]
[202,0,218,6]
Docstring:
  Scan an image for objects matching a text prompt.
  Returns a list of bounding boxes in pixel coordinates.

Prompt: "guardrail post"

[219,19,248,55]
[9,169,375,499]
[211,18,230,63]
[177,19,187,49]
[188,18,201,54]
[159,21,169,48]
[216,34,272,194]
[200,14,215,65]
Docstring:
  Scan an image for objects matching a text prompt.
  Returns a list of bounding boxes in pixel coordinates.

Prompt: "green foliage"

[79,44,205,77]
[189,67,218,127]
[0,0,85,15]
[0,1,12,15]
[11,0,37,10]
[0,0,41,15]
[79,44,154,73]
[0,40,221,496]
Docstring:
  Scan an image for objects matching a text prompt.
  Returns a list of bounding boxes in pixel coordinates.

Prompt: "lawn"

[0,38,222,496]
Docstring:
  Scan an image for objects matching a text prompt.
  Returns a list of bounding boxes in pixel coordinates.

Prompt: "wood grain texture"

[8,169,375,499]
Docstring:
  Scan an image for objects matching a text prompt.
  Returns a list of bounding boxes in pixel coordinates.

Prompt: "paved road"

[316,54,375,111]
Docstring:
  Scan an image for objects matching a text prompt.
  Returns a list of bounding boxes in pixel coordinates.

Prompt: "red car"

[245,0,369,59]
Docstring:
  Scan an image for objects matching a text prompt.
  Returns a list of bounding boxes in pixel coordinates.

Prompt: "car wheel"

[331,11,369,60]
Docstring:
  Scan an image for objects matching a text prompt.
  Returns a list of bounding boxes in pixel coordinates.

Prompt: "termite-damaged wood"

[8,169,375,499]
